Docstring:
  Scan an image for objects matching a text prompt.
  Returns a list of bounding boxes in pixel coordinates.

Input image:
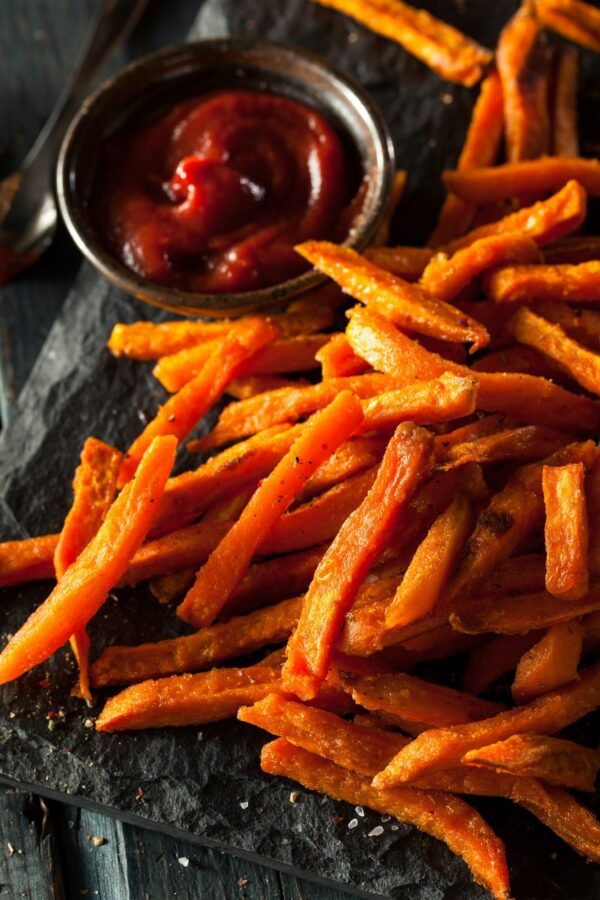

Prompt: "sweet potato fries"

[3,3,600,898]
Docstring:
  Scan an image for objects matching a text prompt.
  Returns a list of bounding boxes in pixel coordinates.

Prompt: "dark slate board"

[1,2,600,898]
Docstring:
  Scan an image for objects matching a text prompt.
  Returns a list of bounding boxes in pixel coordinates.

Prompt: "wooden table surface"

[0,2,349,897]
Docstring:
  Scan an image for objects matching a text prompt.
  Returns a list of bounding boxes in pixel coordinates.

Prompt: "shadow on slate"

[1,0,600,897]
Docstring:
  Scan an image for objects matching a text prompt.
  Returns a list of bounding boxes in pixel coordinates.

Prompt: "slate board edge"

[0,774,380,900]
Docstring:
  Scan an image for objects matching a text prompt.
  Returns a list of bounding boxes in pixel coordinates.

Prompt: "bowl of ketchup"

[57,39,395,316]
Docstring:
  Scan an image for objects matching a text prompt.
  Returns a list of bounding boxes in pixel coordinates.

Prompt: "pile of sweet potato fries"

[3,0,600,896]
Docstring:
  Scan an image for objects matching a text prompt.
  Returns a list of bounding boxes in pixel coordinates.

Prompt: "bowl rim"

[56,36,396,317]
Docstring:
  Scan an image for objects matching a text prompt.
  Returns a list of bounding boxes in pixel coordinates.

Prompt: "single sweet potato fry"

[543,462,590,600]
[421,233,542,302]
[0,534,58,589]
[487,260,600,304]
[512,621,585,703]
[282,423,433,699]
[451,585,600,635]
[0,436,176,685]
[297,241,489,350]
[445,441,596,606]
[385,493,472,630]
[189,374,394,451]
[442,179,586,254]
[370,170,407,246]
[552,46,579,157]
[310,0,493,86]
[119,318,279,484]
[177,391,364,628]
[440,426,570,471]
[149,569,195,605]
[444,160,600,204]
[473,344,575,383]
[55,437,122,703]
[360,373,477,433]
[535,0,600,52]
[463,733,600,791]
[106,292,337,359]
[363,246,433,280]
[462,634,541,695]
[261,739,510,900]
[509,305,600,395]
[96,665,282,731]
[497,1,551,162]
[201,486,254,524]
[339,670,505,728]
[428,69,504,247]
[153,425,303,535]
[91,595,302,688]
[225,546,329,616]
[154,334,328,392]
[227,375,301,400]
[315,334,370,379]
[373,659,600,787]
[587,454,600,577]
[536,300,600,351]
[411,765,600,863]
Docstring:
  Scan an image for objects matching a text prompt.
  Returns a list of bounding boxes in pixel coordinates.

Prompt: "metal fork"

[0,0,148,285]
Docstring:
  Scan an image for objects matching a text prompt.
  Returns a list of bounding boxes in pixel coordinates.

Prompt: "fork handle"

[23,0,148,178]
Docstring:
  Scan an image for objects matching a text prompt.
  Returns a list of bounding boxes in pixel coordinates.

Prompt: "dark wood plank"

[0,789,65,899]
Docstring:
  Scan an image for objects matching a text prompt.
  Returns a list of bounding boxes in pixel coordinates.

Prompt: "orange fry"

[0,436,176,686]
[552,46,580,157]
[310,0,492,86]
[385,492,472,631]
[444,161,600,204]
[189,374,394,451]
[512,621,585,703]
[374,660,600,787]
[536,300,600,351]
[227,375,301,400]
[177,391,364,628]
[370,170,407,246]
[463,733,600,792]
[154,333,328,392]
[119,318,279,484]
[226,545,329,616]
[55,437,122,703]
[283,423,433,699]
[149,568,194,605]
[440,425,570,471]
[421,233,542,302]
[299,437,385,502]
[487,260,600,304]
[428,69,504,247]
[262,739,510,900]
[496,1,551,162]
[339,670,505,728]
[91,595,302,688]
[0,534,58,589]
[315,334,369,379]
[534,0,600,52]
[297,241,489,350]
[544,234,600,264]
[543,462,590,600]
[462,634,541,695]
[509,305,600,395]
[588,454,600,577]
[442,178,586,254]
[360,373,478,433]
[97,664,282,731]
[473,343,576,383]
[363,245,433,280]
[450,585,600,635]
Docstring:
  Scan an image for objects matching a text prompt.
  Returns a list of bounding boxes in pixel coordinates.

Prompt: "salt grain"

[355,806,365,817]
[240,801,249,810]
[348,818,359,830]
[289,791,299,803]
[368,826,384,837]
[391,824,399,831]
[177,856,189,867]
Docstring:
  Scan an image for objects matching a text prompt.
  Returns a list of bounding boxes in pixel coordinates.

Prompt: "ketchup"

[93,89,357,293]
